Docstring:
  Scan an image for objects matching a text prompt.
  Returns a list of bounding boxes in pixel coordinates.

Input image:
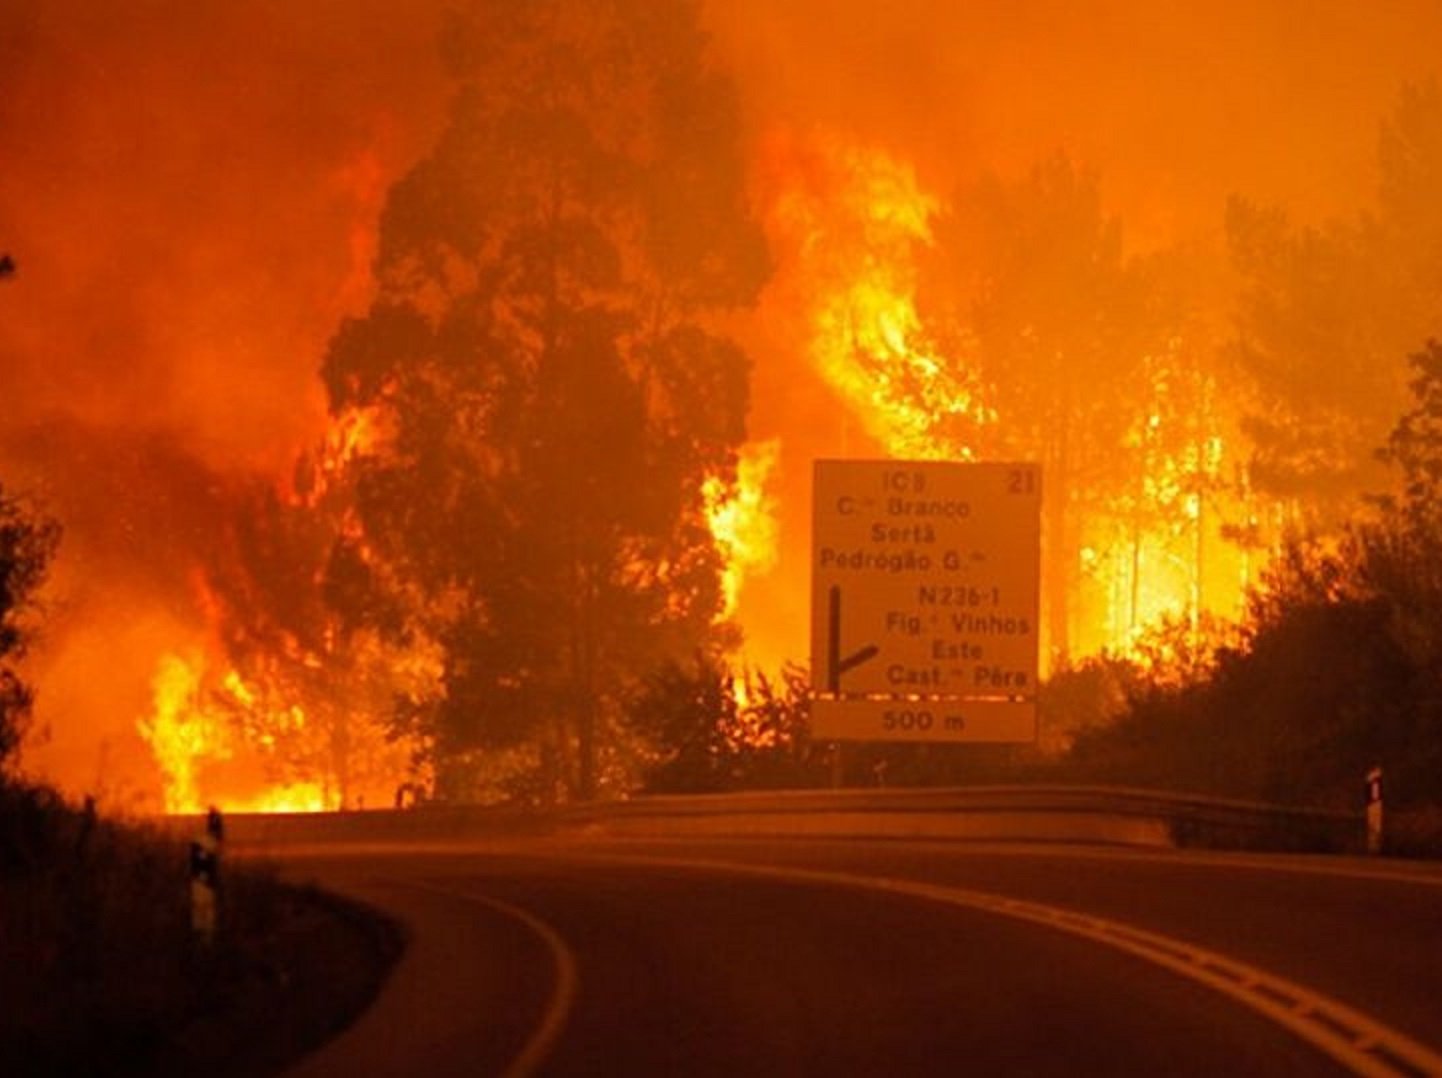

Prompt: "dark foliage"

[0,483,59,765]
[627,655,824,792]
[0,784,401,1075]
[1069,341,1442,819]
[319,0,768,801]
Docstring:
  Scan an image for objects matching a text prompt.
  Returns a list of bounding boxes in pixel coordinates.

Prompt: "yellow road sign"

[811,698,1037,743]
[811,460,1040,743]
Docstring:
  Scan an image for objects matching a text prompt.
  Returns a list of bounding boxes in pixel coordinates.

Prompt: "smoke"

[0,0,447,464]
[0,0,448,797]
[706,0,1442,240]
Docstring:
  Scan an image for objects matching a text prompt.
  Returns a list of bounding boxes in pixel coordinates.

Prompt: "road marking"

[586,834,1442,890]
[392,879,579,1078]
[556,850,1442,1078]
[967,843,1442,891]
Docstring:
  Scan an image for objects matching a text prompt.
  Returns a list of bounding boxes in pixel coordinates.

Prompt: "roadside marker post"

[1365,766,1383,855]
[189,806,224,945]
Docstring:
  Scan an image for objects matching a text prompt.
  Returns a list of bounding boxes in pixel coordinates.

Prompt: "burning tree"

[320,0,767,801]
[763,139,1245,664]
[0,482,59,767]
[191,476,441,812]
[1071,339,1442,814]
[921,158,1191,662]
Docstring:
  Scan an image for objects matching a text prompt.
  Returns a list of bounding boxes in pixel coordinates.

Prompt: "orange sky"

[707,0,1442,242]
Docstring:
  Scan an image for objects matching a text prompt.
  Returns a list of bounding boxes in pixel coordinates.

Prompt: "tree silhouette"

[0,484,59,766]
[320,0,767,800]
[921,157,1183,662]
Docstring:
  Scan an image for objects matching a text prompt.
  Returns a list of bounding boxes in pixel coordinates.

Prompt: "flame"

[705,439,781,621]
[327,406,385,466]
[137,653,212,815]
[759,131,1258,665]
[762,132,992,460]
[136,651,329,815]
[136,634,438,815]
[238,781,330,814]
[298,404,387,506]
[132,400,439,816]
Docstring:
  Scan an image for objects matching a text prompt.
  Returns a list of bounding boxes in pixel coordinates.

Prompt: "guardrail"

[562,785,1362,852]
[178,785,1362,853]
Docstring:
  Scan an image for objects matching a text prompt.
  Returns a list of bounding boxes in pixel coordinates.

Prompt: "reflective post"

[189,806,224,944]
[1365,766,1383,855]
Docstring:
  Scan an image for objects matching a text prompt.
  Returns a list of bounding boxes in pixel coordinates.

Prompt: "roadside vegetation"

[625,344,1442,858]
[0,483,400,1074]
[0,785,402,1076]
[1058,341,1442,852]
[626,657,824,793]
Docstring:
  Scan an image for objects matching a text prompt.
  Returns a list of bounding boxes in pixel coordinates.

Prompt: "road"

[273,837,1442,1077]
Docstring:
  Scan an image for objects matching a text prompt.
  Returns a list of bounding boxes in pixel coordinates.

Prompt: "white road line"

[581,834,1442,890]
[392,880,580,1078]
[555,850,1442,1078]
[906,841,1442,890]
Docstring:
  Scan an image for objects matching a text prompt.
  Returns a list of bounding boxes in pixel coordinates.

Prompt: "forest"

[1,1,1441,830]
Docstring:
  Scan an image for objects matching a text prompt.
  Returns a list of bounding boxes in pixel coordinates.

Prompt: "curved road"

[276,838,1442,1077]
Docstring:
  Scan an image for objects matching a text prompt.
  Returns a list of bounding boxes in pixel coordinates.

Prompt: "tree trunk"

[1043,442,1071,669]
[576,567,599,801]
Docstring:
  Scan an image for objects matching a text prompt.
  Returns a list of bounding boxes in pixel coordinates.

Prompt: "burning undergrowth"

[3,416,440,813]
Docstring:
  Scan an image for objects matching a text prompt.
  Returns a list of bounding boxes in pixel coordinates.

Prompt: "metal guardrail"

[561,786,1361,851]
[189,785,1362,853]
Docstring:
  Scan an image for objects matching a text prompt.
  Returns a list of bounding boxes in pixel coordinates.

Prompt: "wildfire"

[129,395,441,816]
[138,654,211,815]
[137,651,330,815]
[48,126,1275,812]
[762,132,992,460]
[759,131,1256,664]
[704,439,781,621]
[135,633,438,815]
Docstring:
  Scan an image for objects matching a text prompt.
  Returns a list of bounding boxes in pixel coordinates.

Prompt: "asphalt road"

[276,838,1442,1077]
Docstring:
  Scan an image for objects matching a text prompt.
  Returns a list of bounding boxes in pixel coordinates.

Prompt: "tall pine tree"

[320,0,767,800]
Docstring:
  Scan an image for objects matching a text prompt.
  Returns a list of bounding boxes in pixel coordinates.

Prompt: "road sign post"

[811,460,1040,744]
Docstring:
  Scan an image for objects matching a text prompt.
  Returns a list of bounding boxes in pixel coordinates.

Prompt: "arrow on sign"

[827,585,880,692]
